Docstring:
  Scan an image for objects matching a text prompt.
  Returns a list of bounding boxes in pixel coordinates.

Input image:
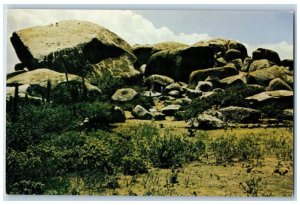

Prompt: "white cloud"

[6,9,293,74]
[244,41,293,60]
[6,9,211,73]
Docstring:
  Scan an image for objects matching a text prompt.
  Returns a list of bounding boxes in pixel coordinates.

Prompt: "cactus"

[46,80,51,102]
[12,84,19,122]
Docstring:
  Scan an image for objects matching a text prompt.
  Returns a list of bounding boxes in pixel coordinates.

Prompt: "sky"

[6,9,294,73]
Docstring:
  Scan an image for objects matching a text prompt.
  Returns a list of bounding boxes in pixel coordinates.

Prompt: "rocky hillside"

[7,20,294,129]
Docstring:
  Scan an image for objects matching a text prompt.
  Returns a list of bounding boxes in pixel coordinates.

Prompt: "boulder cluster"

[7,20,293,129]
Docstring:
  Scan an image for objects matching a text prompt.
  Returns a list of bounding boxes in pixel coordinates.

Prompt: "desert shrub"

[114,95,154,111]
[260,103,289,119]
[121,154,148,175]
[75,101,115,129]
[209,136,237,165]
[51,81,85,104]
[8,180,45,195]
[92,71,125,99]
[236,135,262,162]
[181,84,264,121]
[239,175,263,197]
[210,135,264,165]
[148,134,206,168]
[264,136,293,161]
[6,104,78,151]
[6,130,126,194]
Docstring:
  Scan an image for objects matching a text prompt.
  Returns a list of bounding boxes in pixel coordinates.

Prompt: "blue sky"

[6,9,294,73]
[135,10,294,45]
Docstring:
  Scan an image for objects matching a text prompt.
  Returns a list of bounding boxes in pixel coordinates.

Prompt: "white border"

[1,1,299,205]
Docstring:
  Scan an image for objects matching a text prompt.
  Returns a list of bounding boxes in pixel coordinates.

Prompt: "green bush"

[237,135,262,162]
[181,84,264,121]
[76,101,115,129]
[209,136,237,165]
[92,71,125,99]
[121,154,148,175]
[210,135,263,165]
[6,130,126,194]
[6,104,78,151]
[51,81,85,104]
[148,134,206,168]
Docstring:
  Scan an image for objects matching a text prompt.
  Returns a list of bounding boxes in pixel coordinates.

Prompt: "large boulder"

[266,78,292,91]
[6,68,101,99]
[247,65,293,86]
[229,59,243,71]
[241,57,253,72]
[111,106,126,122]
[252,48,281,65]
[165,82,183,93]
[131,105,152,120]
[10,20,140,81]
[281,59,294,71]
[218,106,261,123]
[195,81,213,92]
[145,45,215,82]
[161,104,181,116]
[189,64,238,84]
[111,88,138,102]
[278,109,293,121]
[6,84,43,101]
[132,41,188,68]
[249,59,275,72]
[219,73,247,86]
[191,113,225,129]
[224,49,242,62]
[144,74,174,92]
[193,39,248,59]
[245,90,293,109]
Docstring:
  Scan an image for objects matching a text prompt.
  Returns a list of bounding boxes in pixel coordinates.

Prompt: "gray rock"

[189,65,238,84]
[245,90,293,109]
[266,78,292,91]
[219,73,247,86]
[6,68,102,99]
[212,88,225,93]
[162,104,181,116]
[168,90,181,97]
[165,82,183,92]
[144,74,174,92]
[218,106,261,123]
[192,113,225,129]
[249,59,275,72]
[141,91,162,97]
[278,109,293,121]
[186,89,202,99]
[10,20,140,81]
[252,48,281,65]
[195,81,213,92]
[229,59,243,71]
[225,49,242,62]
[241,57,253,72]
[111,106,126,122]
[203,109,224,120]
[247,65,293,86]
[145,43,214,82]
[111,88,137,102]
[131,105,152,120]
[199,91,216,100]
[215,57,227,66]
[151,111,166,121]
[281,59,294,71]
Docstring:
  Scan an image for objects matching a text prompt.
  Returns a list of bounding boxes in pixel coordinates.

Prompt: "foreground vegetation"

[6,74,293,196]
[6,101,293,196]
